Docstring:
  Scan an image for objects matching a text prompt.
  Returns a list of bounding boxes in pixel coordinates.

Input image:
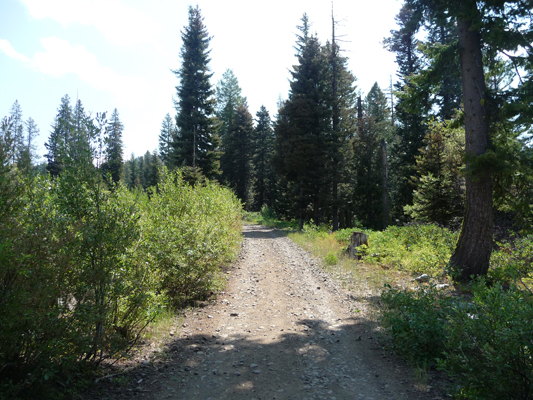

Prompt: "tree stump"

[345,231,369,260]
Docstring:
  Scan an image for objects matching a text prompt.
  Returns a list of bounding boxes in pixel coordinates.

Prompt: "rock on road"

[126,225,439,400]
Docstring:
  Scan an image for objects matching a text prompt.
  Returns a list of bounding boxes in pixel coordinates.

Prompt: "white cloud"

[18,0,162,46]
[0,39,31,62]
[32,37,152,108]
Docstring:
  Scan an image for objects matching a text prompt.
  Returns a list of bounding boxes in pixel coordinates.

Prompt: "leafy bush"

[324,252,338,266]
[0,174,157,397]
[0,168,241,397]
[489,235,533,284]
[380,283,454,364]
[439,282,533,400]
[140,169,242,305]
[368,224,457,275]
[381,279,533,399]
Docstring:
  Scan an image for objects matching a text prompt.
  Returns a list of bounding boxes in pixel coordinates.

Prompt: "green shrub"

[439,281,533,400]
[0,173,157,397]
[324,252,338,266]
[380,283,455,365]
[140,169,242,305]
[359,224,457,275]
[335,224,456,275]
[381,279,533,399]
[489,235,533,284]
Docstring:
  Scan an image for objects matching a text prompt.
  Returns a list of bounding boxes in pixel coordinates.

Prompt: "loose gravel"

[87,225,445,400]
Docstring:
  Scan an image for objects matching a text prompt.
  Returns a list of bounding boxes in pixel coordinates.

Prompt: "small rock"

[414,274,430,283]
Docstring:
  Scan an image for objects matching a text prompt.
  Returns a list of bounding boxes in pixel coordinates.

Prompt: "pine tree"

[384,3,427,223]
[405,120,465,226]
[46,95,73,177]
[103,108,124,184]
[159,113,176,167]
[222,102,254,204]
[216,69,245,184]
[18,117,40,173]
[251,106,275,211]
[352,83,392,229]
[0,117,14,168]
[126,153,140,189]
[70,99,93,167]
[147,150,162,188]
[9,100,24,165]
[215,69,244,142]
[328,11,359,230]
[273,15,331,228]
[403,0,533,280]
[172,5,219,180]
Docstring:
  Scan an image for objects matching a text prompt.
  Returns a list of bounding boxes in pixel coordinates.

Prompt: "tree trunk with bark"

[449,16,493,282]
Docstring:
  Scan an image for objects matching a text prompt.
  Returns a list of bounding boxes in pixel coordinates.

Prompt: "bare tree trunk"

[449,16,493,282]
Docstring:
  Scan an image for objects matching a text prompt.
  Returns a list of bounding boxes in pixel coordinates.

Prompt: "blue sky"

[0,0,402,161]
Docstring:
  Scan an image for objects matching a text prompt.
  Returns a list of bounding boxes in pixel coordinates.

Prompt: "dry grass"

[141,308,180,343]
[288,230,425,322]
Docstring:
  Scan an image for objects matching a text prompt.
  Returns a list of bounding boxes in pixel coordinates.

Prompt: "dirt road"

[92,225,442,399]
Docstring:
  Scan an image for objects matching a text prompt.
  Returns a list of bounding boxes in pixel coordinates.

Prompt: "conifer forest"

[2,1,533,399]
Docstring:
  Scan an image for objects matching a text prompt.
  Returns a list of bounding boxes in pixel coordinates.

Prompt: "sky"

[0,0,402,161]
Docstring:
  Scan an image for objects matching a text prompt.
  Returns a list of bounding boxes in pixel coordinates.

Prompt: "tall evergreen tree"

[172,5,219,180]
[404,0,533,280]
[147,150,163,189]
[352,83,392,229]
[216,69,245,184]
[126,153,140,189]
[405,120,465,226]
[251,106,275,211]
[19,116,40,171]
[384,3,427,222]
[9,100,24,165]
[222,102,254,205]
[215,69,244,142]
[70,99,93,167]
[273,15,331,228]
[0,117,14,168]
[159,113,176,167]
[46,95,73,177]
[327,11,359,231]
[103,108,124,184]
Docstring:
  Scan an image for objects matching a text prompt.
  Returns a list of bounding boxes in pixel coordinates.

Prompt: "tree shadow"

[241,224,288,240]
[83,311,441,400]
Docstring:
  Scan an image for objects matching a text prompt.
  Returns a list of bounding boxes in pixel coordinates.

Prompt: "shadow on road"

[241,224,289,240]
[83,312,435,400]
